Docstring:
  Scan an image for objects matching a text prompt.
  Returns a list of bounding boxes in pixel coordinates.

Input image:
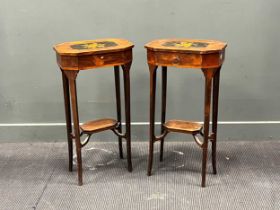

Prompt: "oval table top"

[145,38,227,54]
[54,38,134,56]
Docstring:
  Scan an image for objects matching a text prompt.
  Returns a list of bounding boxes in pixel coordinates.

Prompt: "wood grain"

[57,38,134,185]
[54,39,134,71]
[145,39,226,69]
[80,118,117,133]
[164,120,202,134]
[54,38,134,56]
[146,38,226,187]
[145,38,227,54]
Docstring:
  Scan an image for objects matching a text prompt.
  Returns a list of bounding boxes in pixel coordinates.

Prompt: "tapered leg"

[61,71,73,172]
[147,64,158,176]
[122,62,132,172]
[66,71,83,186]
[114,66,124,159]
[201,69,214,187]
[160,66,167,161]
[211,67,221,174]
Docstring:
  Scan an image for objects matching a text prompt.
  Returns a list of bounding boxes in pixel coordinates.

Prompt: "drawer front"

[78,49,133,70]
[147,50,224,69]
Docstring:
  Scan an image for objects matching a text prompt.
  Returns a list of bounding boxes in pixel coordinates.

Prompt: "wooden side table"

[53,39,134,185]
[145,39,227,187]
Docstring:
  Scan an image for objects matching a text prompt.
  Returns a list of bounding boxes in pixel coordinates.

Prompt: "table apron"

[147,50,224,69]
[57,49,133,70]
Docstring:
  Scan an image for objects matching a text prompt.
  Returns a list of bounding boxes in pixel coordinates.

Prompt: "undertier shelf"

[80,118,118,133]
[163,120,202,134]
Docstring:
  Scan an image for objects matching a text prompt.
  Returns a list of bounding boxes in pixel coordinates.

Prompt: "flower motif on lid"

[71,41,118,50]
[163,41,208,48]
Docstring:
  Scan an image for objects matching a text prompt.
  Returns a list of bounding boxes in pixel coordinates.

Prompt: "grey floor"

[0,141,279,210]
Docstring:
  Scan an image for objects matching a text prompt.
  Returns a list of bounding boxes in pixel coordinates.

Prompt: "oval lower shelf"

[80,118,118,134]
[163,120,202,134]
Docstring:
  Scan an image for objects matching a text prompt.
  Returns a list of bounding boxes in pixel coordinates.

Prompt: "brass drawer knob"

[173,56,180,64]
